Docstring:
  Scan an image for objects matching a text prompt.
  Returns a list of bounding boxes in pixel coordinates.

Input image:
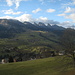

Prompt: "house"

[58,51,65,55]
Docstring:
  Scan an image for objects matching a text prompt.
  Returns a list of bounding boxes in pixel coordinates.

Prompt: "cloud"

[39,0,58,5]
[15,14,34,22]
[58,13,75,23]
[15,14,60,25]
[0,14,33,22]
[0,13,73,28]
[46,9,55,13]
[58,21,72,28]
[39,0,57,3]
[64,7,72,13]
[38,16,48,21]
[5,0,30,9]
[0,14,32,21]
[32,8,42,13]
[62,0,75,8]
[57,7,75,23]
[0,13,60,25]
[36,16,60,24]
[0,16,14,19]
[36,16,48,23]
[2,9,22,15]
[57,13,66,16]
[6,0,13,6]
[65,14,75,23]
[64,7,75,13]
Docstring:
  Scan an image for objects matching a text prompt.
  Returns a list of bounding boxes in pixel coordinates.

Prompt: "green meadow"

[0,56,75,75]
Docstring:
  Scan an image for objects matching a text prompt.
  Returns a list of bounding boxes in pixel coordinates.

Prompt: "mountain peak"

[38,22,46,26]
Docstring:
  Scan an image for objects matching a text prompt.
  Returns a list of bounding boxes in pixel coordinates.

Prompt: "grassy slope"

[0,56,74,75]
[9,31,60,47]
[0,31,61,51]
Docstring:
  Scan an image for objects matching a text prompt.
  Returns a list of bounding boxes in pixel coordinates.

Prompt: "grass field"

[0,56,75,75]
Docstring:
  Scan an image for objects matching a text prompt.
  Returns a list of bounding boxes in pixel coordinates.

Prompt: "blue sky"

[0,0,75,27]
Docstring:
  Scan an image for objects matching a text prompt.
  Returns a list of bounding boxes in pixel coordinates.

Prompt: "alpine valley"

[0,19,65,60]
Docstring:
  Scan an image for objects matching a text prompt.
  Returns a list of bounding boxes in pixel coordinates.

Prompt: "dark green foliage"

[8,56,14,63]
[60,28,75,62]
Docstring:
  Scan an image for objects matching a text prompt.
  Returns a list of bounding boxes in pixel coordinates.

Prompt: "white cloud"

[0,13,60,25]
[65,14,75,23]
[16,14,59,25]
[0,13,31,21]
[2,9,22,15]
[64,7,75,13]
[57,6,75,23]
[59,21,72,28]
[64,7,71,13]
[32,8,42,13]
[57,13,66,16]
[6,0,13,6]
[0,13,73,28]
[15,14,33,22]
[46,9,55,13]
[5,0,30,9]
[36,16,59,24]
[36,16,48,23]
[62,0,75,8]
[0,16,14,19]
[0,14,33,22]
[57,13,75,23]
[0,15,73,28]
[39,0,59,5]
[38,16,48,21]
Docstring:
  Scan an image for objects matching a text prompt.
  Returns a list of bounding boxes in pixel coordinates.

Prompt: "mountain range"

[0,19,65,38]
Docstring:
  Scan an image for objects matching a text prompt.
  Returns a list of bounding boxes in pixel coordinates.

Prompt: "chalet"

[58,51,65,55]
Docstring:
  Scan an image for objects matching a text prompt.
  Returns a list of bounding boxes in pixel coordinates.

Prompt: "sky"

[0,0,75,28]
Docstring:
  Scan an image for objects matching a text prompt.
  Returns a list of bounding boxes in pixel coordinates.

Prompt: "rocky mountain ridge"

[0,19,65,38]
